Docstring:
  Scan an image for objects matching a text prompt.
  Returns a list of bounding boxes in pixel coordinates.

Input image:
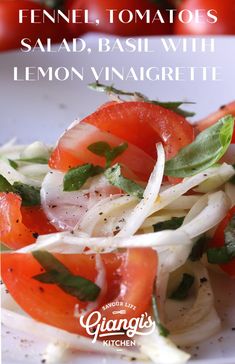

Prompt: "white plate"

[1,35,235,364]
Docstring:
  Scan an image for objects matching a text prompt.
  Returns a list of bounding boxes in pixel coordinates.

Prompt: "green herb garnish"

[8,159,18,169]
[207,214,235,264]
[164,115,234,177]
[12,182,40,206]
[17,157,49,164]
[63,164,104,191]
[104,164,144,199]
[89,82,195,118]
[0,175,40,206]
[0,175,14,192]
[32,251,100,301]
[189,235,210,261]
[170,273,195,300]
[152,284,169,337]
[88,141,128,168]
[153,217,184,232]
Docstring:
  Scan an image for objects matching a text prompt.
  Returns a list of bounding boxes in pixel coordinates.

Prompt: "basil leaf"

[152,285,169,337]
[12,182,41,206]
[63,163,104,191]
[165,115,234,177]
[33,251,70,275]
[0,243,12,252]
[87,141,111,156]
[170,273,195,300]
[225,214,235,256]
[207,214,235,264]
[89,82,195,117]
[0,175,40,206]
[0,175,40,205]
[207,246,232,264]
[17,157,49,164]
[0,175,14,192]
[32,251,100,302]
[153,217,184,232]
[105,143,128,168]
[88,141,128,168]
[189,235,210,261]
[104,164,144,199]
[8,159,18,169]
[59,276,100,302]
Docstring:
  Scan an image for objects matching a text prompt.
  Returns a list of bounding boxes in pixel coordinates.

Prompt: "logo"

[79,301,155,349]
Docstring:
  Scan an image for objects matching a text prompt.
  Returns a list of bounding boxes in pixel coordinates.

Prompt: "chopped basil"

[207,214,235,264]
[88,141,128,168]
[104,164,144,199]
[153,216,184,232]
[17,157,49,164]
[89,81,195,117]
[32,251,100,301]
[152,285,169,337]
[170,273,195,300]
[0,175,14,192]
[0,243,12,252]
[0,175,40,206]
[8,159,18,169]
[12,182,41,206]
[63,163,104,191]
[207,246,232,264]
[189,235,210,261]
[164,115,234,177]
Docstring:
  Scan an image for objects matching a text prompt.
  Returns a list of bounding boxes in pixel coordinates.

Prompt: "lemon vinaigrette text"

[13,66,222,82]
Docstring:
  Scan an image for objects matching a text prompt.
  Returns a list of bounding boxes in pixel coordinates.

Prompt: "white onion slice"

[77,194,137,236]
[166,262,221,346]
[225,182,235,207]
[20,229,191,255]
[171,308,220,347]
[118,143,165,237]
[137,329,190,364]
[193,163,235,193]
[180,191,230,239]
[41,170,119,230]
[150,164,232,216]
[1,307,141,358]
[0,159,41,187]
[0,138,26,157]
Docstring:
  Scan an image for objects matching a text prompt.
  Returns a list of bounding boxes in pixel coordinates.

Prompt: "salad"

[1,84,235,364]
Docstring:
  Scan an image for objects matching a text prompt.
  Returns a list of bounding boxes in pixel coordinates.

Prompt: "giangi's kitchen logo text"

[80,301,155,349]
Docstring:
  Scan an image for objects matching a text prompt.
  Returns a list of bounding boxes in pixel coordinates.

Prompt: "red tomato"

[209,206,235,277]
[174,0,235,35]
[65,0,172,37]
[1,248,157,334]
[102,248,157,320]
[1,252,108,335]
[195,101,235,143]
[0,1,69,52]
[83,102,194,160]
[49,121,156,182]
[0,193,56,249]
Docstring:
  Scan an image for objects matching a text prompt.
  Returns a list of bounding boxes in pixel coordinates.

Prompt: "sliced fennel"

[118,143,165,237]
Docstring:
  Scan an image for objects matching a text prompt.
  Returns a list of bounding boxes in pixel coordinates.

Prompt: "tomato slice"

[209,206,235,277]
[102,248,157,320]
[1,249,157,335]
[82,101,194,160]
[49,121,155,182]
[1,252,109,335]
[0,192,56,249]
[195,101,235,143]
